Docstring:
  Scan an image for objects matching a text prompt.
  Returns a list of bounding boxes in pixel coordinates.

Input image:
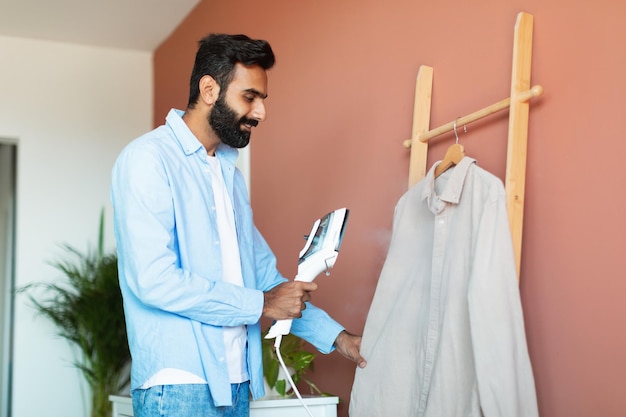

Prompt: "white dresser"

[110,394,339,417]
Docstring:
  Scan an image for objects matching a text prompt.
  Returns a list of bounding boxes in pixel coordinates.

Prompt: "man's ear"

[199,75,220,105]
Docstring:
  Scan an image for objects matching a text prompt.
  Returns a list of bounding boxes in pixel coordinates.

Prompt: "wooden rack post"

[403,12,543,279]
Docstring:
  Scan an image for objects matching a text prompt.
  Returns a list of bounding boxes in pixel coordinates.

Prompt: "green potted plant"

[261,330,329,398]
[19,210,129,417]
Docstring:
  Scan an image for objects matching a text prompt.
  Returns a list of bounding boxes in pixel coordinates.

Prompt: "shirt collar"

[422,156,476,213]
[165,108,239,165]
[166,109,203,156]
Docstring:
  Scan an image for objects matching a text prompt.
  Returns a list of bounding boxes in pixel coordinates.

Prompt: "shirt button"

[439,219,445,224]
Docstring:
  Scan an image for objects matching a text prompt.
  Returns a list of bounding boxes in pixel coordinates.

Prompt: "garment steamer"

[264,208,349,416]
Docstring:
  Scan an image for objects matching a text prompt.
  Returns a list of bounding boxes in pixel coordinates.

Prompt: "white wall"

[0,36,152,417]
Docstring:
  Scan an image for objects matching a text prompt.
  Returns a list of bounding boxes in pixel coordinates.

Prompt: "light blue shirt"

[111,109,344,406]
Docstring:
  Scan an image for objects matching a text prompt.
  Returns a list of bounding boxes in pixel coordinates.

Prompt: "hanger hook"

[453,118,460,144]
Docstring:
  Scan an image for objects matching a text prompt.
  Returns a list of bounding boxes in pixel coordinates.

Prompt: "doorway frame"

[0,140,17,417]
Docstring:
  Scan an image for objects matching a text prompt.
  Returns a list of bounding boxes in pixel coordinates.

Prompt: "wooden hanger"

[434,119,465,178]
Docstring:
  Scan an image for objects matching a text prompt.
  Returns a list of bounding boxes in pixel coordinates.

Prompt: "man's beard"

[209,96,258,148]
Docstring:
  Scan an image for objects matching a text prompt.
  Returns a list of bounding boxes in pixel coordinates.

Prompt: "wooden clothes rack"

[403,12,543,279]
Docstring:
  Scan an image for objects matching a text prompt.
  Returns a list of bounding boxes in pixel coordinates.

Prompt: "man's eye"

[244,96,254,102]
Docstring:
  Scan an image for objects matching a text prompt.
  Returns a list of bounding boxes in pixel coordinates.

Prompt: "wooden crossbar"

[403,12,542,280]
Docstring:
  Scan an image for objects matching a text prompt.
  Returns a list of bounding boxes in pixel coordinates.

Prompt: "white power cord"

[273,334,315,417]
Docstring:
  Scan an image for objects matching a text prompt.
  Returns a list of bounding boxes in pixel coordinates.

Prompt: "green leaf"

[275,379,287,397]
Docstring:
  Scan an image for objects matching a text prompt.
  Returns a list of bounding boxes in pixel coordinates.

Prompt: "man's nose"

[251,100,266,122]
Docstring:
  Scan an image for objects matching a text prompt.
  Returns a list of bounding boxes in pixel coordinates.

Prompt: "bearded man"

[111,33,365,417]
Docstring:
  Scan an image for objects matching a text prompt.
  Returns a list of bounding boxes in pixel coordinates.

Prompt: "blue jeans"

[132,383,250,417]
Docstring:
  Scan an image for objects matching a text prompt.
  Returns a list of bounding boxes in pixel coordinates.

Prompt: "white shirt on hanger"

[350,157,539,417]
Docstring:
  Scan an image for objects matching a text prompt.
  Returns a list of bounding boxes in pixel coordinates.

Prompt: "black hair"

[187,33,275,109]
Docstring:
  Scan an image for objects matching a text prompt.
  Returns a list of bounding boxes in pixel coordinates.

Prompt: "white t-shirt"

[207,155,248,384]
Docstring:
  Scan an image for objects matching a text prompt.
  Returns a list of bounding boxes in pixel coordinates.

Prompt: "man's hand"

[263,281,317,320]
[334,330,367,368]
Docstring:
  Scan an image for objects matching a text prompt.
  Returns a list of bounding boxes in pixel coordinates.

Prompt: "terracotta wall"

[154,1,626,416]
